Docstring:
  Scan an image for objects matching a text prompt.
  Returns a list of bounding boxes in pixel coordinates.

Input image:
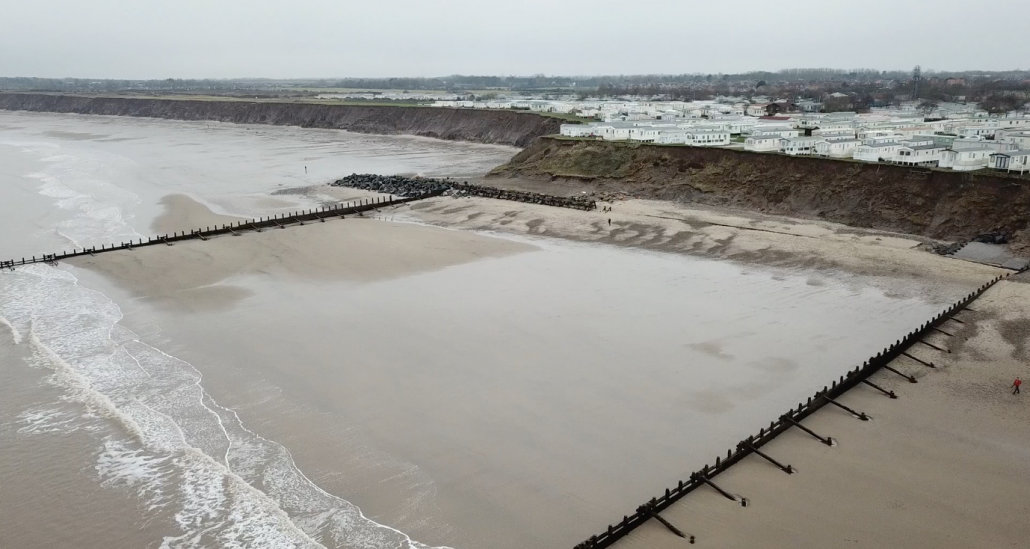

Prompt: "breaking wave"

[3,265,445,549]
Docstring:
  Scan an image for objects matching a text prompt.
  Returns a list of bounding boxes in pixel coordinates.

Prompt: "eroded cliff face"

[0,93,561,147]
[493,137,1030,251]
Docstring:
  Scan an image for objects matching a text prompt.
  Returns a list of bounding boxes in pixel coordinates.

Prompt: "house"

[854,142,901,163]
[814,138,861,158]
[939,146,994,171]
[744,134,784,152]
[989,150,1030,173]
[894,144,946,167]
[781,136,823,156]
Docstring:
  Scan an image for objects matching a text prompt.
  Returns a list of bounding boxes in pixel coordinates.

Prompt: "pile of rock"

[971,232,1009,245]
[929,241,965,256]
[331,174,450,197]
[331,174,597,211]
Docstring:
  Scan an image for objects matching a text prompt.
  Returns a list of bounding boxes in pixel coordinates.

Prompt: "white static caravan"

[781,136,823,156]
[751,127,801,139]
[559,124,596,138]
[593,123,635,141]
[685,130,731,147]
[854,142,901,163]
[894,144,946,167]
[989,150,1030,173]
[744,135,783,152]
[656,129,691,145]
[956,125,997,139]
[814,139,860,158]
[997,130,1030,149]
[629,127,662,143]
[746,103,771,117]
[939,147,994,171]
[813,128,857,139]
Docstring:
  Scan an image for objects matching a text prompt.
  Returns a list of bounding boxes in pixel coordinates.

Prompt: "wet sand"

[610,273,1030,549]
[64,194,997,549]
[74,194,535,313]
[395,193,1004,301]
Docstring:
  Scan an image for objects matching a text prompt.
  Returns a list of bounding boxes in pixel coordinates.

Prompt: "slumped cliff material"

[494,137,1030,251]
[0,93,560,147]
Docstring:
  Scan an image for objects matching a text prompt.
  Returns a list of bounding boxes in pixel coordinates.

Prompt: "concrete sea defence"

[0,92,562,147]
[493,137,1030,253]
[331,173,597,210]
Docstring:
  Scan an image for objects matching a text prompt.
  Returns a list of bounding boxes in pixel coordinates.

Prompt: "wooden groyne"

[0,192,439,269]
[574,268,1022,549]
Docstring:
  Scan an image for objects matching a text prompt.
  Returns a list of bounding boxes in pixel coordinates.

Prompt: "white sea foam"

[2,268,445,549]
[16,406,80,435]
[0,314,21,343]
[22,150,141,249]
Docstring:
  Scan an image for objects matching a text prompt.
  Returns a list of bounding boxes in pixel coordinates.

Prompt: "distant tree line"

[2,70,1029,114]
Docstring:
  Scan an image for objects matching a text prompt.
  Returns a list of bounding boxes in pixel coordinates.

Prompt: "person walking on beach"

[1014,377,1022,394]
[608,218,611,226]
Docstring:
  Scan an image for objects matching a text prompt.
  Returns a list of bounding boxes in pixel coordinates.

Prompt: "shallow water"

[0,112,969,549]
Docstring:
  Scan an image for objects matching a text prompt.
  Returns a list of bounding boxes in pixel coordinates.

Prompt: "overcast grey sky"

[3,0,1029,79]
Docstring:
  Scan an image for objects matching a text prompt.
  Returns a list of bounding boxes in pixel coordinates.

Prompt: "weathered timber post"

[821,395,870,420]
[902,351,935,368]
[781,415,833,446]
[917,339,950,353]
[742,441,794,473]
[693,472,738,502]
[882,364,917,383]
[861,378,897,398]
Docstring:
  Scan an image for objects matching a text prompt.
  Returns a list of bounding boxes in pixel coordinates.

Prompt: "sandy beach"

[64,191,1004,549]
[608,272,1030,549]
[392,192,1002,298]
[3,111,1024,549]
